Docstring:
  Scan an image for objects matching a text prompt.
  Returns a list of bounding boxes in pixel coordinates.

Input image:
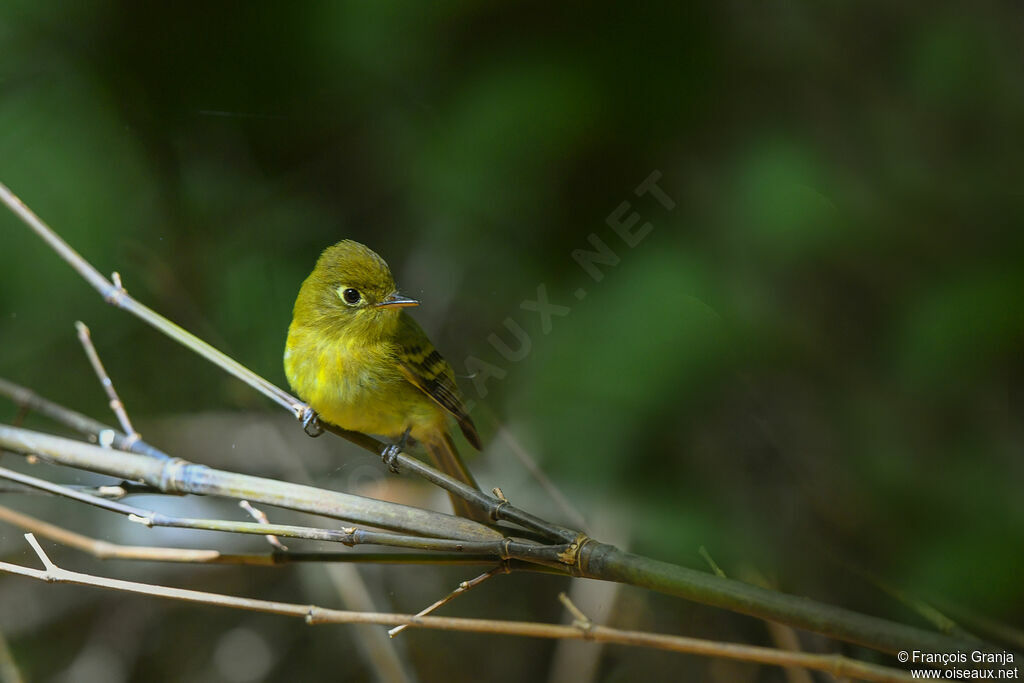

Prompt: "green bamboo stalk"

[0,533,917,683]
[577,543,982,656]
[0,425,501,542]
[0,424,988,658]
[324,423,579,542]
[0,500,546,568]
[0,374,577,544]
[0,463,577,563]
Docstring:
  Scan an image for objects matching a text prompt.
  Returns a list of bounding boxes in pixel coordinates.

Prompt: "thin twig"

[324,423,579,543]
[11,405,29,428]
[0,502,553,568]
[0,464,571,561]
[493,420,589,532]
[936,602,1024,651]
[0,424,502,542]
[0,375,566,544]
[558,592,594,633]
[239,500,288,551]
[0,464,528,557]
[742,568,815,683]
[75,321,139,444]
[388,565,508,637]
[0,470,167,499]
[698,546,726,578]
[845,564,971,640]
[0,534,914,683]
[0,183,300,417]
[0,377,167,460]
[0,403,992,657]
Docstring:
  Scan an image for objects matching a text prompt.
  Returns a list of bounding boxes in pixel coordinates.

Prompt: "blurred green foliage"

[1,2,1022,681]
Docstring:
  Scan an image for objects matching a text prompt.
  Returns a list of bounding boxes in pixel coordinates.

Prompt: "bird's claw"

[381,427,411,472]
[301,408,323,438]
[381,444,401,473]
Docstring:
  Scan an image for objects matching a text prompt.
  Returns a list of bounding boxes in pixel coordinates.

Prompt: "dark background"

[1,2,1022,681]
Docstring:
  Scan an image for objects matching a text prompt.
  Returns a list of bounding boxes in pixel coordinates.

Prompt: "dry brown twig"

[0,533,913,682]
[239,500,288,551]
[388,565,508,638]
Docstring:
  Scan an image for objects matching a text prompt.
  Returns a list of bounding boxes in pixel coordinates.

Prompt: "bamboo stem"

[0,424,501,542]
[0,533,915,683]
[577,542,977,657]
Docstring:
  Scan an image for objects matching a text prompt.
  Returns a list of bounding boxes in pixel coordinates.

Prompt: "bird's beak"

[375,293,419,309]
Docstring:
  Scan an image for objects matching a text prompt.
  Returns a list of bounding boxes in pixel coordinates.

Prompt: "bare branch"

[0,183,300,417]
[239,500,288,551]
[0,377,167,460]
[936,603,1024,652]
[493,420,589,532]
[0,502,544,568]
[741,568,815,683]
[24,532,58,572]
[0,534,914,683]
[0,464,571,561]
[0,424,501,542]
[698,546,726,578]
[325,422,579,543]
[389,565,508,637]
[75,321,139,443]
[558,592,594,633]
[0,387,991,656]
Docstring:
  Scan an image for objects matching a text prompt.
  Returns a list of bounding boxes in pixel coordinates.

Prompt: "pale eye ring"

[341,288,361,305]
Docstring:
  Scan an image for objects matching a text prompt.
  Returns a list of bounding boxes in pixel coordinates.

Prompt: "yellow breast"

[284,322,439,440]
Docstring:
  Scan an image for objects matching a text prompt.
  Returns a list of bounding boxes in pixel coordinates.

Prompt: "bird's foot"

[301,407,323,437]
[381,444,401,473]
[381,428,411,473]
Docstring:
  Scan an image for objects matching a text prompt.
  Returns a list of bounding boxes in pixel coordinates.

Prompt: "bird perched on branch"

[284,240,485,521]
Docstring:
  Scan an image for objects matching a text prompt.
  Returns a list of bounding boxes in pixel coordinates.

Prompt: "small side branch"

[0,182,301,417]
[0,501,536,568]
[0,464,569,560]
[558,592,594,634]
[0,424,502,543]
[324,423,580,544]
[0,534,914,683]
[389,565,508,637]
[0,377,167,460]
[239,500,288,551]
[494,421,589,532]
[75,321,139,444]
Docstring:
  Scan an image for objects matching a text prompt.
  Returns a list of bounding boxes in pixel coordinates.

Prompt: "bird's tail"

[425,432,489,523]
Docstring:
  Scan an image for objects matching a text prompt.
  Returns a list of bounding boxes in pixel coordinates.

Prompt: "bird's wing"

[396,314,482,449]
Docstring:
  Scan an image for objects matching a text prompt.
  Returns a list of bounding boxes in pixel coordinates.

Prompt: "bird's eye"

[341,288,361,305]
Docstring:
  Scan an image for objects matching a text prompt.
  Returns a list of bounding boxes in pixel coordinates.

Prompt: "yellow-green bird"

[284,240,484,521]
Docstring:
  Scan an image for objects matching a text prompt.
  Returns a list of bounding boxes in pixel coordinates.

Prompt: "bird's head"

[293,240,418,336]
